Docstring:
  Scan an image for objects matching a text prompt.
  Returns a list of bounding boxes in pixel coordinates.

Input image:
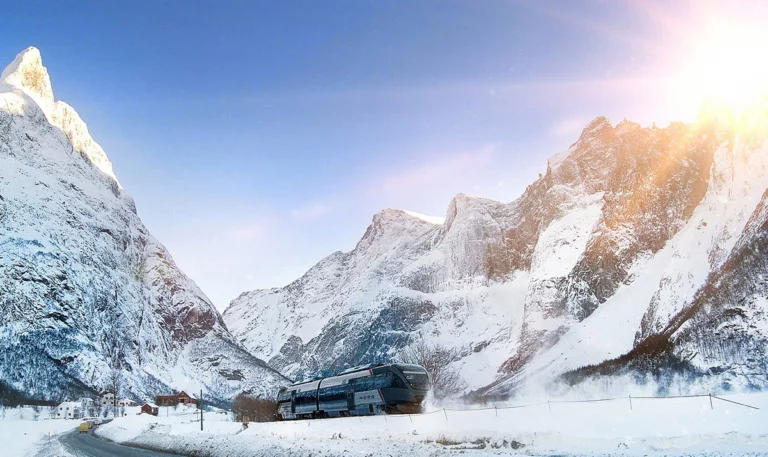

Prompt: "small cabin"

[155,390,198,406]
[141,403,159,416]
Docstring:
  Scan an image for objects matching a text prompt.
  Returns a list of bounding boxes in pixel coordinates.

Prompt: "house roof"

[143,403,159,408]
[157,391,197,399]
[57,402,81,408]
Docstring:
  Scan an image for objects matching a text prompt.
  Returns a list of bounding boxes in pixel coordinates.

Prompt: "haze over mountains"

[0,47,286,403]
[225,102,768,396]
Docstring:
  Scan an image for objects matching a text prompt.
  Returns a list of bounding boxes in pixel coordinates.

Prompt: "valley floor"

[81,393,768,457]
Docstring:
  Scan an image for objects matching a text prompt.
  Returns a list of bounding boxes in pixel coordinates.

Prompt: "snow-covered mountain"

[225,102,768,395]
[0,47,286,403]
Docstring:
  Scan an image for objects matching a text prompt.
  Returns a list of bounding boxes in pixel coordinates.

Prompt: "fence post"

[409,414,412,423]
[495,405,498,417]
[709,393,713,410]
[548,400,551,414]
[629,395,633,411]
[443,409,448,421]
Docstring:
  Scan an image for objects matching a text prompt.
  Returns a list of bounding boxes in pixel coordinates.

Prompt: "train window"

[353,372,393,391]
[318,384,347,402]
[395,364,426,373]
[401,371,430,389]
[391,374,407,388]
[294,389,317,406]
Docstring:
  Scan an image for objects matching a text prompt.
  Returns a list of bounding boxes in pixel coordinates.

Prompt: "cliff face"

[0,47,286,403]
[226,99,768,395]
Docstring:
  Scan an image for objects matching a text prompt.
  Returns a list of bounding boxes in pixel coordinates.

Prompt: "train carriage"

[277,363,431,420]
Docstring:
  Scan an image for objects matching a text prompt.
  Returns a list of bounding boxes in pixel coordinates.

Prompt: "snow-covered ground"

[0,407,77,457]
[92,393,768,456]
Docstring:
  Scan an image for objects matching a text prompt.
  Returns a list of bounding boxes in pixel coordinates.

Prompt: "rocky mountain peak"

[443,193,472,231]
[371,208,410,224]
[1,46,54,105]
[0,47,285,402]
[581,115,612,136]
[1,47,119,184]
[356,208,437,252]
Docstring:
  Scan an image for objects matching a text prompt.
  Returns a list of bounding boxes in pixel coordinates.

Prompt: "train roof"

[338,363,384,374]
[283,362,427,390]
[286,363,387,388]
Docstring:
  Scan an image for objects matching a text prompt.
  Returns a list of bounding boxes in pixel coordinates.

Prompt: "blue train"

[277,363,431,420]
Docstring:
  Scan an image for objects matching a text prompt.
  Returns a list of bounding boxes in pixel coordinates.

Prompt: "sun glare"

[674,19,768,121]
[672,21,768,117]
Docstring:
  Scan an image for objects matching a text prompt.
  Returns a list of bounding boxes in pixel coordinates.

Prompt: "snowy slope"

[0,47,286,403]
[226,101,768,396]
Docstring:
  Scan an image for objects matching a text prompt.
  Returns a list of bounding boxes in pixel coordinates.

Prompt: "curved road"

[59,429,181,457]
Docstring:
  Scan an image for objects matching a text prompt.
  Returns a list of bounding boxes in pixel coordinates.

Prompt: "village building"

[140,403,159,416]
[155,391,198,406]
[100,392,115,406]
[117,398,136,407]
[55,401,83,420]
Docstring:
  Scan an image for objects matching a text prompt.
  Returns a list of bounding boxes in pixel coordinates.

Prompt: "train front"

[391,364,431,413]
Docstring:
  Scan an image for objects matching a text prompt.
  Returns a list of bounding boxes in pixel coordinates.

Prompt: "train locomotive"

[277,363,431,420]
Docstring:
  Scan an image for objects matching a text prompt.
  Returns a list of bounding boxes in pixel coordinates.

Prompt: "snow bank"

[94,393,768,456]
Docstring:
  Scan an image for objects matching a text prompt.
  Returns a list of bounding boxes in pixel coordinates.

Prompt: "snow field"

[93,392,768,456]
[0,417,76,457]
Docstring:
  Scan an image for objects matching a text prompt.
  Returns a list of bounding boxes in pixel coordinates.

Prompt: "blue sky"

[2,1,763,310]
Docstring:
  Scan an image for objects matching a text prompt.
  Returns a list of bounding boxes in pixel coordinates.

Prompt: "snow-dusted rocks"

[1,47,118,183]
[0,47,286,402]
[226,104,768,396]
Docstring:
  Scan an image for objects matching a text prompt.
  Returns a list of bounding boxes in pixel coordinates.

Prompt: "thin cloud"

[227,223,265,241]
[549,118,589,138]
[378,144,497,194]
[291,202,332,221]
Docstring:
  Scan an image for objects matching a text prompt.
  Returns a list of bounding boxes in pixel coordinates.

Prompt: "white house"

[100,393,115,406]
[117,398,135,407]
[55,402,83,420]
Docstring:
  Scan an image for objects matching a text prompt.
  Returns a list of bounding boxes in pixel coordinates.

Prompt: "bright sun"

[673,21,768,115]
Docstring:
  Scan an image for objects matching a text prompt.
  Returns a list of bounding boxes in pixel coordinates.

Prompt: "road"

[59,429,181,457]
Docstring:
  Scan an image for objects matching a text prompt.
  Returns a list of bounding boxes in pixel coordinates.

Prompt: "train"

[276,363,431,420]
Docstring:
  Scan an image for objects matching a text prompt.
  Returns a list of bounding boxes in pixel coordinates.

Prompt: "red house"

[141,403,159,416]
[155,391,199,406]
[177,391,198,405]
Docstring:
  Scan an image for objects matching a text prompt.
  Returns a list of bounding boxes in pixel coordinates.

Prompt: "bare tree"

[231,393,277,422]
[107,367,121,416]
[398,337,467,399]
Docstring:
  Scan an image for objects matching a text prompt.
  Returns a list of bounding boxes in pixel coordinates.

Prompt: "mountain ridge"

[225,104,768,395]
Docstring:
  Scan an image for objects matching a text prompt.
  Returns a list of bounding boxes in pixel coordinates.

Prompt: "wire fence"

[419,392,760,419]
